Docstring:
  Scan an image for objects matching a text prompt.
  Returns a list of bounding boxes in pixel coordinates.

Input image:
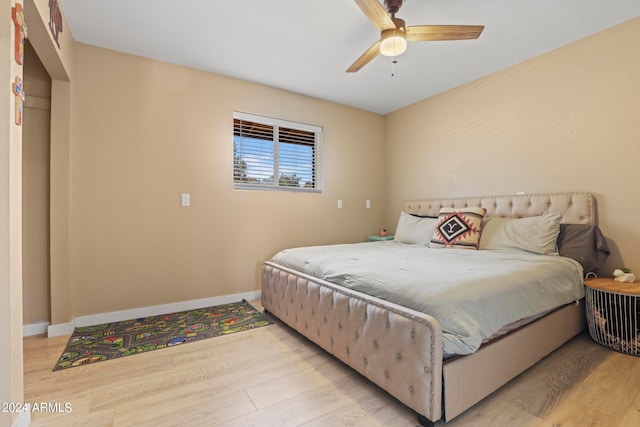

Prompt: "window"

[233,112,322,192]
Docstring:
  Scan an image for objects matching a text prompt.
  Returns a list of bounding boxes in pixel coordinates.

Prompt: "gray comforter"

[270,241,584,355]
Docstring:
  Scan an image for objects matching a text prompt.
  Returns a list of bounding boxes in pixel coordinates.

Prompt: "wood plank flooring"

[23,300,640,426]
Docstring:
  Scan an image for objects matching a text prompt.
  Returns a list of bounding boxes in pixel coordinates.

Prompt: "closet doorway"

[22,40,52,331]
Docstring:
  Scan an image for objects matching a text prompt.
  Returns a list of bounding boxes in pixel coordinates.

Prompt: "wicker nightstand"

[585,277,640,356]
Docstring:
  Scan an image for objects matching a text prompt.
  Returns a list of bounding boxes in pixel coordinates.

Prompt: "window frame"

[233,111,323,193]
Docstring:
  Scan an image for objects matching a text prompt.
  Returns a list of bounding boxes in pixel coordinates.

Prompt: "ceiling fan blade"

[406,25,484,41]
[347,40,382,73]
[354,0,396,31]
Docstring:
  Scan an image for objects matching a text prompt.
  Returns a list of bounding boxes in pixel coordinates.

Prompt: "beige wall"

[384,17,640,274]
[67,43,385,317]
[1,0,25,423]
[25,0,72,80]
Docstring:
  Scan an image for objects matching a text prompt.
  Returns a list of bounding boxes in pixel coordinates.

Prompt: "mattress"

[270,241,585,356]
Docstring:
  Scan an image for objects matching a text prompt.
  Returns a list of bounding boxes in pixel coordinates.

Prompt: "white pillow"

[479,213,562,255]
[394,211,438,245]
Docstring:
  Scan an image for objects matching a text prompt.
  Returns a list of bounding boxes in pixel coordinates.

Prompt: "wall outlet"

[181,193,191,207]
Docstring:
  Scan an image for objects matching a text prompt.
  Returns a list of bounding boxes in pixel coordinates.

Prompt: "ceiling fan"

[347,0,484,72]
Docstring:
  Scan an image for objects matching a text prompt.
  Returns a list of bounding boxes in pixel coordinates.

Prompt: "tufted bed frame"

[261,193,594,425]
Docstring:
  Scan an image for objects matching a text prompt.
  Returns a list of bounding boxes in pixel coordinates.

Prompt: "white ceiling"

[58,0,640,115]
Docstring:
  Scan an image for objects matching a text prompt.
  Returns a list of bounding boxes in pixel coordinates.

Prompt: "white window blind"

[233,112,322,192]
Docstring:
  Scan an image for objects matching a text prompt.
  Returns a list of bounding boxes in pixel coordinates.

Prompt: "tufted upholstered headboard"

[403,192,595,225]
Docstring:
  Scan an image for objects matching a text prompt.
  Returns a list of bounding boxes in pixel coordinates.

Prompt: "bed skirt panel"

[262,261,444,422]
[442,300,585,421]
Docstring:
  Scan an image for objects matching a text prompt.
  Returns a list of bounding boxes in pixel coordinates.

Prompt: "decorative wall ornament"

[11,2,28,65]
[12,77,25,126]
[49,0,63,48]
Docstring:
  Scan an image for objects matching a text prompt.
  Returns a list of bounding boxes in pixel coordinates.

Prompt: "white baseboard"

[12,410,30,427]
[23,321,51,337]
[47,322,75,337]
[45,290,262,337]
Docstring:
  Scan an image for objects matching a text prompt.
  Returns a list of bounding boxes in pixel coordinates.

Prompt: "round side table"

[584,277,640,356]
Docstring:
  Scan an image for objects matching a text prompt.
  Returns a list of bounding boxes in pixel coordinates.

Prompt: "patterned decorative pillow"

[430,207,486,249]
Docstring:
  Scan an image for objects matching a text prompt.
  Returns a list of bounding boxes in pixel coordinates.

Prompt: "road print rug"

[53,300,272,371]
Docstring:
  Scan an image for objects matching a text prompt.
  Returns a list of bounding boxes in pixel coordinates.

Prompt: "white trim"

[47,322,75,337]
[234,111,321,133]
[45,290,262,337]
[12,410,30,427]
[23,321,51,337]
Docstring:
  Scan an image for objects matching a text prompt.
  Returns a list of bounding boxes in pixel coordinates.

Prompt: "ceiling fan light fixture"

[379,28,407,57]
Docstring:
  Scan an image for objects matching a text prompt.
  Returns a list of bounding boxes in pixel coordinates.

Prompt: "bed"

[261,192,600,425]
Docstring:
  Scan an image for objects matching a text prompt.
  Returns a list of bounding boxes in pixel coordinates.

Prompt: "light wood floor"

[24,301,640,427]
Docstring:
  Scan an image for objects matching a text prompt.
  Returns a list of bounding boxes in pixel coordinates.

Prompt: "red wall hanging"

[12,3,28,65]
[49,0,63,48]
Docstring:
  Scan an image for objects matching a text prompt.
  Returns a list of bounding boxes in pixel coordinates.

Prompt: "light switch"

[366,200,371,209]
[181,193,191,207]
[337,200,343,209]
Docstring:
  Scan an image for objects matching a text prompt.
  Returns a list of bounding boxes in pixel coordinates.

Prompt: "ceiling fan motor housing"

[384,0,404,15]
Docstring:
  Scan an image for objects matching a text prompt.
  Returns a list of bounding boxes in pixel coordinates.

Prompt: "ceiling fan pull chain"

[391,58,398,77]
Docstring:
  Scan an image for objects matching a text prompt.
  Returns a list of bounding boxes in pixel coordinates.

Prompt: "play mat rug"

[53,300,273,371]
